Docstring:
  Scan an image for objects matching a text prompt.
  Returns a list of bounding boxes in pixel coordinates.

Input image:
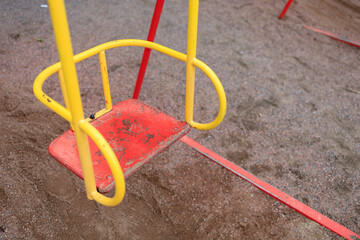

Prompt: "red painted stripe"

[133,0,165,99]
[279,0,294,19]
[305,25,360,49]
[180,135,360,240]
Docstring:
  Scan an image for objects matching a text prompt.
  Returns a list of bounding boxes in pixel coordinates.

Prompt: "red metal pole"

[180,135,360,240]
[279,0,294,19]
[133,0,165,99]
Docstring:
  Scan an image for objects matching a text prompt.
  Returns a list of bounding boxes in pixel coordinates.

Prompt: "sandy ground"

[1,0,359,239]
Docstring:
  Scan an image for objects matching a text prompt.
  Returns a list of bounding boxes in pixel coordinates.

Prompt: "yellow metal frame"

[33,0,226,206]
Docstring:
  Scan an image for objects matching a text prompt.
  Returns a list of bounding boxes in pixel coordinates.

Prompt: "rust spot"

[144,134,154,143]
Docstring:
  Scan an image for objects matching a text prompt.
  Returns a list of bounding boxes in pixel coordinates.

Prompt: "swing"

[33,0,226,207]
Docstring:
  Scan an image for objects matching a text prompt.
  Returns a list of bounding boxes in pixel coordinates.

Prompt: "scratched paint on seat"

[49,99,190,193]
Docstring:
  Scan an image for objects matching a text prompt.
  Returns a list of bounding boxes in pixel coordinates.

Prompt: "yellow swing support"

[33,0,226,206]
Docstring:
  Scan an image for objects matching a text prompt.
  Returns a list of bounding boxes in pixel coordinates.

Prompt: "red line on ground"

[180,135,360,240]
[305,25,360,49]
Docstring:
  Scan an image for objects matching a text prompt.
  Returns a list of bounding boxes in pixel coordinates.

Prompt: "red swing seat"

[49,99,190,193]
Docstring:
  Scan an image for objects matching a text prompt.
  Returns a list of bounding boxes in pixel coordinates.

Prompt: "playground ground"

[1,0,359,239]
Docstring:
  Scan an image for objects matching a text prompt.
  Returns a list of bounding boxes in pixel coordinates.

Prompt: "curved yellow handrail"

[78,120,125,207]
[33,65,72,122]
[33,39,226,129]
[192,59,226,130]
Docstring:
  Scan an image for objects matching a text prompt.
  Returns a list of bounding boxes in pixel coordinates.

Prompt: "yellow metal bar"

[85,108,111,122]
[73,40,187,63]
[47,0,97,201]
[58,69,74,130]
[99,51,113,110]
[79,120,125,206]
[34,65,72,122]
[34,39,226,130]
[192,59,226,129]
[185,0,199,125]
[33,40,187,123]
[58,69,71,110]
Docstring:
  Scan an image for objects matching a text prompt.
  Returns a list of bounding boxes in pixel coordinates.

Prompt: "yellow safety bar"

[34,0,226,206]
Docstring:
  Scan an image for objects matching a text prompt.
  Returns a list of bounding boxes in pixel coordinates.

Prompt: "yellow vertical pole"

[99,51,113,110]
[58,69,74,130]
[47,0,97,199]
[185,0,199,125]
